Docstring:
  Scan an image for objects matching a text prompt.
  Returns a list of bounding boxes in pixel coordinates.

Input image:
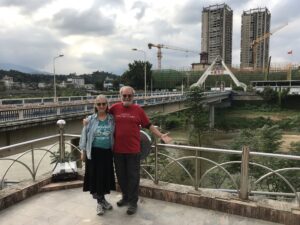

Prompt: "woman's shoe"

[97,203,105,216]
[100,199,113,210]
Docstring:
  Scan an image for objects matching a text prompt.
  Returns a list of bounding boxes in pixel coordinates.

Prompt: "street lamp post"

[132,48,147,98]
[53,54,64,102]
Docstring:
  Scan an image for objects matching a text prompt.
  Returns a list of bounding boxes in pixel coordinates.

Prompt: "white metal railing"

[0,92,183,106]
[0,93,186,123]
[149,143,300,207]
[1,120,299,207]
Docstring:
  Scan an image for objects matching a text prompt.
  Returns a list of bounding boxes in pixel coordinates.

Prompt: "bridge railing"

[0,92,183,106]
[1,120,299,208]
[0,93,186,123]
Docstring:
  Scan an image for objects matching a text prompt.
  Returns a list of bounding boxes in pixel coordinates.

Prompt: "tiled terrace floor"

[0,188,281,225]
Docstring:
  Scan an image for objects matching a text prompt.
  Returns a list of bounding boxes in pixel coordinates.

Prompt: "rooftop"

[0,187,281,225]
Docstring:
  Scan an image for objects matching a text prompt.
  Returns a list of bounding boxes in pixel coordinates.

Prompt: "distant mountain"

[0,63,51,75]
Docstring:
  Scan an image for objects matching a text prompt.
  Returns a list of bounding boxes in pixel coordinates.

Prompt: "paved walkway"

[0,188,281,225]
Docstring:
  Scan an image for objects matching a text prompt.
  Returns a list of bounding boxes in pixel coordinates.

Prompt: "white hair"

[119,86,135,95]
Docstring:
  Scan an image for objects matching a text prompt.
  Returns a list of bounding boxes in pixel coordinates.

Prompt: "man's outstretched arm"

[149,125,172,144]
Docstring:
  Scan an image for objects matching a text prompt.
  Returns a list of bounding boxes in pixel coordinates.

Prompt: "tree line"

[0,60,153,92]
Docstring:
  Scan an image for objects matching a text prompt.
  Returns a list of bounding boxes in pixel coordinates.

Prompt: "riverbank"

[169,128,300,152]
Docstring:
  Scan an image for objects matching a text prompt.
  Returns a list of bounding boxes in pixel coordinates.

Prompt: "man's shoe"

[117,198,128,207]
[100,199,113,210]
[96,203,105,216]
[126,204,137,215]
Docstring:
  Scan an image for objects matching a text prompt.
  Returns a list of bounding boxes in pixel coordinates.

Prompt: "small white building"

[1,75,14,89]
[103,76,113,90]
[38,82,47,88]
[84,84,95,90]
[69,77,85,87]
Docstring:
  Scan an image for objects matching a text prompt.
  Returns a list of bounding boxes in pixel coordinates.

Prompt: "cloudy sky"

[0,0,298,75]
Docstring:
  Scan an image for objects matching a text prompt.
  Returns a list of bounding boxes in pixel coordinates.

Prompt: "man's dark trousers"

[114,153,140,206]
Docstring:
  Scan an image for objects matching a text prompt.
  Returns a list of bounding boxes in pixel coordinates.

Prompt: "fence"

[0,120,299,207]
[0,93,186,123]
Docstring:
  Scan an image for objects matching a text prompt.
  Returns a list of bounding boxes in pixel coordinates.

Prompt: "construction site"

[147,4,299,91]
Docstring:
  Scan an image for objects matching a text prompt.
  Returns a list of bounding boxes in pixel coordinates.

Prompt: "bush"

[165,116,182,129]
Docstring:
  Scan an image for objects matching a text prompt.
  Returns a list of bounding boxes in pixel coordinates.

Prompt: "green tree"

[185,86,208,146]
[121,60,152,90]
[259,87,278,104]
[230,125,300,192]
[95,81,103,90]
[112,76,121,89]
[290,141,300,155]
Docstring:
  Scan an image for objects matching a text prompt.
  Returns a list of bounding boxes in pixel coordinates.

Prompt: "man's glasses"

[122,94,133,98]
[96,102,107,107]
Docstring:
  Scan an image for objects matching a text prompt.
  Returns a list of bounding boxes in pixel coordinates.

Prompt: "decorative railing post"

[57,107,61,116]
[195,149,199,190]
[31,144,36,181]
[57,120,66,162]
[154,136,159,184]
[18,109,24,120]
[239,145,250,200]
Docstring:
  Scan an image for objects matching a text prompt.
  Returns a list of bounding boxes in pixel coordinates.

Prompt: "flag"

[288,50,293,54]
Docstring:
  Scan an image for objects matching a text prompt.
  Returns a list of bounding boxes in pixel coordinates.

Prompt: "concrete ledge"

[139,179,299,225]
[0,173,52,211]
[0,172,84,211]
[1,175,299,225]
[40,180,83,192]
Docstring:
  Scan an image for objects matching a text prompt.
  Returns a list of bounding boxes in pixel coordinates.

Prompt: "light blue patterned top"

[79,113,115,159]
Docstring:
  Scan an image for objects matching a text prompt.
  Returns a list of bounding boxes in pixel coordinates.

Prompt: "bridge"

[0,91,231,148]
[0,121,299,224]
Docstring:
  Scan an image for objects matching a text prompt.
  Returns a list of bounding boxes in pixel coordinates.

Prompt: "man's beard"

[123,101,132,107]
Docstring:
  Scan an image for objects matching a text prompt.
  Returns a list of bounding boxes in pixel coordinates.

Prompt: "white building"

[38,82,47,88]
[69,77,85,87]
[103,76,113,90]
[1,75,14,89]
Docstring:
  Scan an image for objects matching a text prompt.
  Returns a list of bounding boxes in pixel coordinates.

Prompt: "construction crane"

[148,43,200,70]
[251,22,288,69]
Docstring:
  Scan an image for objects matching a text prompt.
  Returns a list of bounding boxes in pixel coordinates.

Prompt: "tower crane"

[148,43,200,70]
[251,22,288,69]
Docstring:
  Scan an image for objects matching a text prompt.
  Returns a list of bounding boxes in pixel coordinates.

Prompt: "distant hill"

[0,63,50,75]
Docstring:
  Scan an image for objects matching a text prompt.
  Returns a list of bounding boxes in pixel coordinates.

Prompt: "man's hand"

[83,118,89,126]
[160,133,172,144]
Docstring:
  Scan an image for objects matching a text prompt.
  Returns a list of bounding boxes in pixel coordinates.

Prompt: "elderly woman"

[79,95,115,216]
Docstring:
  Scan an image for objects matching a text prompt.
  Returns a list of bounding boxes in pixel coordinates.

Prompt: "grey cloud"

[80,36,153,75]
[92,0,124,9]
[52,8,115,36]
[175,1,202,24]
[225,0,249,9]
[175,0,247,25]
[131,1,148,20]
[0,28,65,70]
[150,20,181,37]
[269,0,298,25]
[0,0,52,13]
[81,51,129,75]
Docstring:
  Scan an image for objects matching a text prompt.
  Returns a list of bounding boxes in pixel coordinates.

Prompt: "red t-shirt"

[109,102,150,153]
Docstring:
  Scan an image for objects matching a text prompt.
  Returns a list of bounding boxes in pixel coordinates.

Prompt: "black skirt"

[83,147,116,196]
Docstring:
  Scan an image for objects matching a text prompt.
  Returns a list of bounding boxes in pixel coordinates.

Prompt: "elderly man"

[109,86,172,215]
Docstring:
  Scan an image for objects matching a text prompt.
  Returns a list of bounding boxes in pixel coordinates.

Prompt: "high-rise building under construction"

[240,8,271,70]
[201,3,233,66]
